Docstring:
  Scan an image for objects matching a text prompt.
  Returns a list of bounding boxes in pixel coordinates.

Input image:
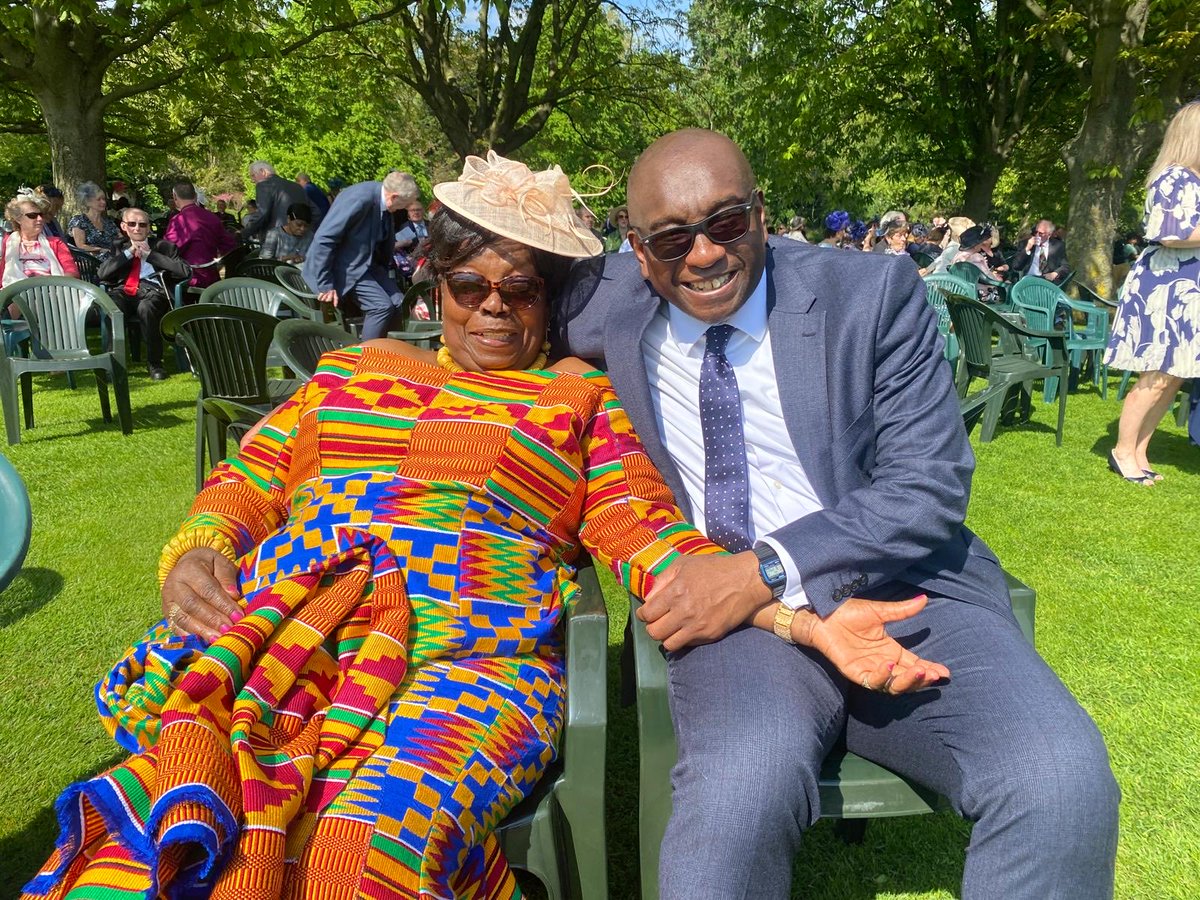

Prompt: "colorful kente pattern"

[24,347,723,899]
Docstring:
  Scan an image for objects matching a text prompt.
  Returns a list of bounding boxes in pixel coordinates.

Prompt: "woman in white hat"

[24,153,725,899]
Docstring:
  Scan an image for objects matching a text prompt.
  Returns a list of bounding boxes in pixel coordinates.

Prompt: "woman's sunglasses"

[443,272,545,309]
[23,211,46,220]
[636,196,759,261]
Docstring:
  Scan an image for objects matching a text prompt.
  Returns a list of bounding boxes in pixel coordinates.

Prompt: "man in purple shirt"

[164,181,238,289]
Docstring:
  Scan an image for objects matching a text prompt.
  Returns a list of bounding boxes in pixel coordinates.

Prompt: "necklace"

[436,340,550,373]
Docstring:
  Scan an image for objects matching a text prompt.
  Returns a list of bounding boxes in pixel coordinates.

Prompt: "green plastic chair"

[922,274,976,370]
[234,257,292,281]
[161,304,295,490]
[1011,277,1109,401]
[199,277,322,322]
[0,449,31,595]
[273,265,344,328]
[944,294,1069,445]
[270,318,357,382]
[631,575,1035,897]
[0,276,133,445]
[947,261,1014,312]
[496,564,608,900]
[387,319,444,349]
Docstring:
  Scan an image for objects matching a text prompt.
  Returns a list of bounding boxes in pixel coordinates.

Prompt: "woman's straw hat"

[434,151,603,258]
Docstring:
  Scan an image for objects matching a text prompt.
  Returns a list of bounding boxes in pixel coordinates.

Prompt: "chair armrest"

[563,566,608,750]
[91,289,127,365]
[278,293,322,322]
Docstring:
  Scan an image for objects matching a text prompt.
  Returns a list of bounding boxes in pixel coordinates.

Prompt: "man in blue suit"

[557,129,1118,899]
[303,172,419,339]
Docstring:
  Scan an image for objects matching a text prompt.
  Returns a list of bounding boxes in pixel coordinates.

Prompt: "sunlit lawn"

[0,361,1196,897]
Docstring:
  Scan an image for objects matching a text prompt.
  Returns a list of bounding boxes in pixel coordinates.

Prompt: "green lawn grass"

[0,365,1197,897]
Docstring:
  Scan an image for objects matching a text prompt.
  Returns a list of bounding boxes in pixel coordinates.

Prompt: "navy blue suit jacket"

[555,238,1010,619]
[303,181,393,296]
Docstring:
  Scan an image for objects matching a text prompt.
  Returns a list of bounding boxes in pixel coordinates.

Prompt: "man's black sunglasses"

[635,196,759,261]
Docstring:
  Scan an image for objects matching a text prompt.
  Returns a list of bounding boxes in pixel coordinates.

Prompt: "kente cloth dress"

[24,346,720,900]
[1105,165,1200,377]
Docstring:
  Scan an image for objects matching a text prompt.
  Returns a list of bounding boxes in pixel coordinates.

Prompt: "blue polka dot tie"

[701,324,752,553]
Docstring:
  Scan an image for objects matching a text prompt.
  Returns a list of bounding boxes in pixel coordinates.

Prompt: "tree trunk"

[1061,0,1150,298]
[961,158,1004,222]
[36,76,108,216]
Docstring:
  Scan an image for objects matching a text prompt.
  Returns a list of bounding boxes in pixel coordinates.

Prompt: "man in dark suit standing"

[241,162,317,242]
[557,129,1118,900]
[98,207,191,380]
[302,172,419,339]
[1012,218,1070,282]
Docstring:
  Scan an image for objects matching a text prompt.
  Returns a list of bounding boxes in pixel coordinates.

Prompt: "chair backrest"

[947,261,983,285]
[272,318,356,381]
[0,276,110,356]
[161,304,279,405]
[1010,277,1065,333]
[922,274,975,333]
[199,277,305,318]
[70,248,101,285]
[235,258,289,281]
[274,265,317,299]
[0,450,31,595]
[943,294,1010,372]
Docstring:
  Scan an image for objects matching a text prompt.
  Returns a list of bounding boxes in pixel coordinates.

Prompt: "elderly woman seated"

[22,153,728,899]
[2,192,79,289]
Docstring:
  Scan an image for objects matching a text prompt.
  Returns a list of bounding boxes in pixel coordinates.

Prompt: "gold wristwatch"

[773,602,797,645]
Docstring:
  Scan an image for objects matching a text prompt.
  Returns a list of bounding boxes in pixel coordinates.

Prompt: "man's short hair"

[173,181,197,201]
[296,172,310,183]
[382,171,419,203]
[249,161,275,179]
[286,203,312,223]
[120,207,148,223]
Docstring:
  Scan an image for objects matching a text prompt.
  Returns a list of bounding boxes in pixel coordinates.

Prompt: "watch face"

[761,558,785,584]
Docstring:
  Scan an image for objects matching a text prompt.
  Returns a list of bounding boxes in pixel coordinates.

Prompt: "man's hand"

[1045,272,1059,282]
[318,289,340,308]
[161,548,243,642]
[638,551,773,651]
[793,595,949,694]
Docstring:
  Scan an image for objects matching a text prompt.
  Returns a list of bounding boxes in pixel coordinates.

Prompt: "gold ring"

[167,608,181,628]
[860,674,874,691]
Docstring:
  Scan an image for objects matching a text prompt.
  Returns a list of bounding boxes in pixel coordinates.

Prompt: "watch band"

[773,603,797,644]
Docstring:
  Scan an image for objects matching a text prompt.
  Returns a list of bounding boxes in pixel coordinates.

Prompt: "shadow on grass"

[12,399,194,445]
[1090,416,1199,474]
[0,748,125,897]
[0,567,64,627]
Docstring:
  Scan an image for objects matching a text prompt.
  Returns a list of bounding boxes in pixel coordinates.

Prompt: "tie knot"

[705,324,735,358]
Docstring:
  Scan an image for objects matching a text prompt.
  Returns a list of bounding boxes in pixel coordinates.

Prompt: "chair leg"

[20,372,34,430]
[1055,365,1068,446]
[195,398,207,493]
[95,369,113,424]
[980,386,1007,442]
[834,819,868,845]
[0,362,20,445]
[1118,370,1134,399]
[113,364,133,435]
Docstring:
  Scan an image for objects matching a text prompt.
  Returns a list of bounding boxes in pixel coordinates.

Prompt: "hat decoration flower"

[433,150,604,258]
[825,210,850,232]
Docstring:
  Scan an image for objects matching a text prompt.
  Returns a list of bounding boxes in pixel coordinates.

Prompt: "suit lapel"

[766,249,837,507]
[604,283,694,519]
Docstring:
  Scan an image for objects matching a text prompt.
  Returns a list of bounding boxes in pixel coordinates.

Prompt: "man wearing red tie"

[98,208,191,380]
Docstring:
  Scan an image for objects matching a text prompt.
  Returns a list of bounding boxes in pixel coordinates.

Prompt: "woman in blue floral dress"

[1105,102,1200,484]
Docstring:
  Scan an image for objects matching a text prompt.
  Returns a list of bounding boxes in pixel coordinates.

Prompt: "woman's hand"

[161,548,242,641]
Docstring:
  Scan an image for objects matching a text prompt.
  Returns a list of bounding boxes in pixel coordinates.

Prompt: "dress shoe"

[1107,450,1152,486]
[149,366,168,381]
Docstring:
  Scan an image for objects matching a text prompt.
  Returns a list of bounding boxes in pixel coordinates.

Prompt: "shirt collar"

[664,268,769,352]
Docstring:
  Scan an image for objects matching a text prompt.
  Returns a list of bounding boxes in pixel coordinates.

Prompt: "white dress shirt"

[641,273,821,608]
